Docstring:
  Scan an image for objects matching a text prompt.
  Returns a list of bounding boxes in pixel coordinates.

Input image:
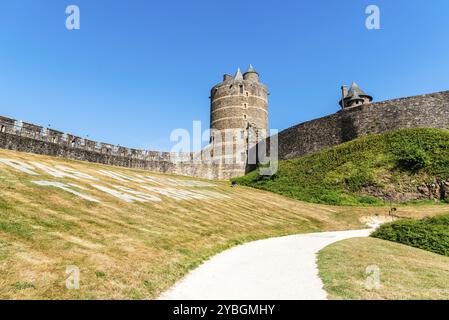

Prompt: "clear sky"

[1,0,449,151]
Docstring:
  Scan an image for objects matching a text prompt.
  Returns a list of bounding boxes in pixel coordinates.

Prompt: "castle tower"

[339,82,373,109]
[210,65,269,166]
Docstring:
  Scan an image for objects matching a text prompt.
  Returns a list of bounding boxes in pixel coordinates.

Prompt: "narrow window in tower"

[246,92,249,97]
[239,85,243,94]
[243,114,247,119]
[244,103,247,109]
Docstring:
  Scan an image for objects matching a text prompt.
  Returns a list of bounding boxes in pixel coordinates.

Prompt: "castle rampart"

[1,71,449,180]
[0,117,245,180]
[277,90,449,159]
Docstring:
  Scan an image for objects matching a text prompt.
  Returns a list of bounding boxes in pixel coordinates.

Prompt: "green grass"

[372,214,449,256]
[13,282,36,290]
[0,221,34,240]
[234,128,449,206]
[318,237,449,300]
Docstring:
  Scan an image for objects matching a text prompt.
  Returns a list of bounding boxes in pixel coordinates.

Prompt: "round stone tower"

[209,65,269,165]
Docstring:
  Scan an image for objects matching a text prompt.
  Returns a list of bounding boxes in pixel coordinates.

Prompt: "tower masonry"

[209,65,269,165]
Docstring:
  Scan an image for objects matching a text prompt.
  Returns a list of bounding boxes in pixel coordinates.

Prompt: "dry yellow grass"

[0,148,448,299]
[318,237,449,299]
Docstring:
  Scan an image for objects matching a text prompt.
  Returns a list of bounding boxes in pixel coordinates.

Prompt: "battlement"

[0,116,248,179]
[0,116,195,162]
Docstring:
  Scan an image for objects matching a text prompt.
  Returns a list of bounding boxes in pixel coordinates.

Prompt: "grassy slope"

[318,237,449,299]
[234,128,449,206]
[0,148,382,299]
[1,148,448,299]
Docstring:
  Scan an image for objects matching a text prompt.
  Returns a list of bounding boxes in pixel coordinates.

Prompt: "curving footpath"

[159,229,373,300]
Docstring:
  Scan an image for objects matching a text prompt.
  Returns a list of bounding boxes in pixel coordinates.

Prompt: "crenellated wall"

[0,117,246,180]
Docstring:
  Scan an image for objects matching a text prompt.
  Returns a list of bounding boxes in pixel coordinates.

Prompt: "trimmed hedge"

[371,215,449,257]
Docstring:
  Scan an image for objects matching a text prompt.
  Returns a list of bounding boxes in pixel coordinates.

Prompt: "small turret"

[223,74,233,82]
[243,64,260,82]
[346,90,364,107]
[339,82,373,108]
[234,68,243,82]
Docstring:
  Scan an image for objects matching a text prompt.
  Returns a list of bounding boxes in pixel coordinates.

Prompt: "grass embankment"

[318,237,449,299]
[372,214,449,257]
[0,148,415,300]
[234,128,449,206]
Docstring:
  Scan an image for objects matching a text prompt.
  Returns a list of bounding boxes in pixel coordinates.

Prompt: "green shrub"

[345,169,375,192]
[426,214,449,226]
[395,147,431,172]
[371,215,449,257]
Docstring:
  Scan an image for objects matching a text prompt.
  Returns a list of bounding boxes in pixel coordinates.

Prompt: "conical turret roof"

[347,89,364,102]
[234,68,243,81]
[245,64,258,74]
[347,82,371,99]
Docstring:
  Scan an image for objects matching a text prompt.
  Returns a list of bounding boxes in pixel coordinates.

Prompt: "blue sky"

[1,0,449,151]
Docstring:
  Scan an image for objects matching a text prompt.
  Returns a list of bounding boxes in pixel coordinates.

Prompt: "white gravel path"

[159,229,373,300]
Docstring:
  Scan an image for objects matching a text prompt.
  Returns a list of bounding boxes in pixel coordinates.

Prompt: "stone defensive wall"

[276,90,449,159]
[0,116,245,180]
[3,90,448,180]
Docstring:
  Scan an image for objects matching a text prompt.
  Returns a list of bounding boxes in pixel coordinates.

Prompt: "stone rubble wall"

[276,91,449,159]
[0,117,245,180]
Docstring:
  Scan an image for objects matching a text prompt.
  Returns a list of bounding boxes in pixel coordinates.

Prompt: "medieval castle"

[1,65,449,179]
